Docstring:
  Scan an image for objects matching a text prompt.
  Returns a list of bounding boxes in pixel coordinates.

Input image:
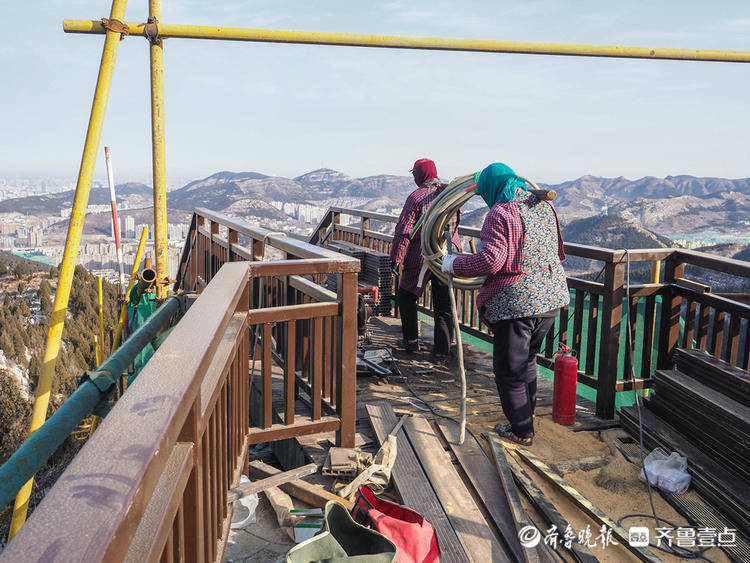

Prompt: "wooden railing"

[6,209,360,562]
[311,207,750,419]
[175,208,360,448]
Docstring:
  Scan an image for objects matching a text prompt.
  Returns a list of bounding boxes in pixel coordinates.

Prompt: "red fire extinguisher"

[553,343,578,425]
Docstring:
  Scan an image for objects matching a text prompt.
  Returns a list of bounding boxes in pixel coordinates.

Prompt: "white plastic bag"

[639,447,691,494]
[230,475,259,529]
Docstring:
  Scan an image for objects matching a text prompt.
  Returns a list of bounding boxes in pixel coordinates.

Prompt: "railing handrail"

[325,206,683,263]
[195,207,347,261]
[675,248,750,278]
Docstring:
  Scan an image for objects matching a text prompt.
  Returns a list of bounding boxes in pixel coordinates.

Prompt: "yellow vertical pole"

[651,260,661,285]
[149,0,169,300]
[94,336,101,366]
[8,0,130,540]
[112,226,149,350]
[98,277,105,361]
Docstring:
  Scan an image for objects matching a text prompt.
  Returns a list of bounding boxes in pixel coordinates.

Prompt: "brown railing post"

[227,228,238,261]
[361,216,370,246]
[596,259,625,419]
[657,253,685,370]
[336,272,357,447]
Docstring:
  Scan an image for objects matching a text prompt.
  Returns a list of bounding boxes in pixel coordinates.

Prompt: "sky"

[1,1,749,184]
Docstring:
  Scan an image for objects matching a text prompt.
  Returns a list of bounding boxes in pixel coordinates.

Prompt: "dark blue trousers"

[491,316,555,438]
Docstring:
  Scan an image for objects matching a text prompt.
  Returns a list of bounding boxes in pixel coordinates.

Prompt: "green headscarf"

[476,162,527,208]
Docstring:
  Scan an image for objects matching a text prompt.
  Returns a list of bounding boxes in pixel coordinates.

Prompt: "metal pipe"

[62,20,750,63]
[0,295,184,512]
[9,0,130,539]
[112,226,149,350]
[149,0,169,300]
[104,146,126,295]
[98,277,105,362]
[138,267,157,292]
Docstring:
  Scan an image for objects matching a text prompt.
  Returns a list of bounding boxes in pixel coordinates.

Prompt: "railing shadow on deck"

[311,206,750,419]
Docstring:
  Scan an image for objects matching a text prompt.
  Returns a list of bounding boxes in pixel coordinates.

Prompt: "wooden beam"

[506,452,599,563]
[486,434,549,563]
[249,461,352,510]
[515,449,662,563]
[228,463,317,503]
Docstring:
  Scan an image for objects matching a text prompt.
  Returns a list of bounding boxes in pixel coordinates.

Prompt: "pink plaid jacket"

[390,178,462,296]
[452,192,565,323]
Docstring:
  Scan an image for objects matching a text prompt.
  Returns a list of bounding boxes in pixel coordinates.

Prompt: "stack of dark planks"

[326,241,366,290]
[673,347,750,406]
[361,247,393,315]
[326,241,393,315]
[619,348,750,540]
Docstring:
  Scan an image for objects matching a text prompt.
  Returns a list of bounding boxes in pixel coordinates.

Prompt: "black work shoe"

[494,423,533,446]
[397,339,420,352]
[494,423,512,434]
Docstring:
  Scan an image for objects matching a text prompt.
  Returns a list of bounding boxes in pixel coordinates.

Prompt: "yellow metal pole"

[94,335,100,366]
[8,0,130,540]
[63,20,750,63]
[112,226,149,350]
[148,0,169,300]
[651,260,661,285]
[98,277,105,361]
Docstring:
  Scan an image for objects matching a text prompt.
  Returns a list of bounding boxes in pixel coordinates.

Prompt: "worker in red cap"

[389,158,462,358]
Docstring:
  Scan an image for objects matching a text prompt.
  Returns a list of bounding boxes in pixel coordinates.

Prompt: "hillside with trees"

[0,256,119,535]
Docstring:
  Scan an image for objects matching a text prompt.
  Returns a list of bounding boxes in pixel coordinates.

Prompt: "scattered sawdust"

[594,450,637,494]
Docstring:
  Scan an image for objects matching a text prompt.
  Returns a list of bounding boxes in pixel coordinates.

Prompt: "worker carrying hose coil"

[389,158,461,358]
[440,163,570,446]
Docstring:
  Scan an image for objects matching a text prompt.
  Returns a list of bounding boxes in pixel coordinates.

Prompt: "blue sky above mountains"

[1,1,749,183]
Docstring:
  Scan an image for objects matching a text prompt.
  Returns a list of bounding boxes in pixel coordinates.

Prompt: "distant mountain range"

[3,169,750,242]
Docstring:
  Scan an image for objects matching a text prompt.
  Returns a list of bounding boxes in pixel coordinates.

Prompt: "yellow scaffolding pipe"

[98,277,105,362]
[148,0,169,300]
[63,20,750,63]
[9,0,130,540]
[112,226,149,350]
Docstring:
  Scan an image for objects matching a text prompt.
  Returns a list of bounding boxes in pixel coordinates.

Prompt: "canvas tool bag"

[351,485,439,563]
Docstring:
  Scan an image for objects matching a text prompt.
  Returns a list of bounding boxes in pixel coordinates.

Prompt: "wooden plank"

[515,449,662,563]
[228,463,317,503]
[486,434,546,563]
[506,452,599,563]
[249,461,352,510]
[404,416,507,562]
[366,402,469,563]
[436,418,526,563]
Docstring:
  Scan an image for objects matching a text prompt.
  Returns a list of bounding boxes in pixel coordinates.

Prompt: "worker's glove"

[441,255,457,274]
